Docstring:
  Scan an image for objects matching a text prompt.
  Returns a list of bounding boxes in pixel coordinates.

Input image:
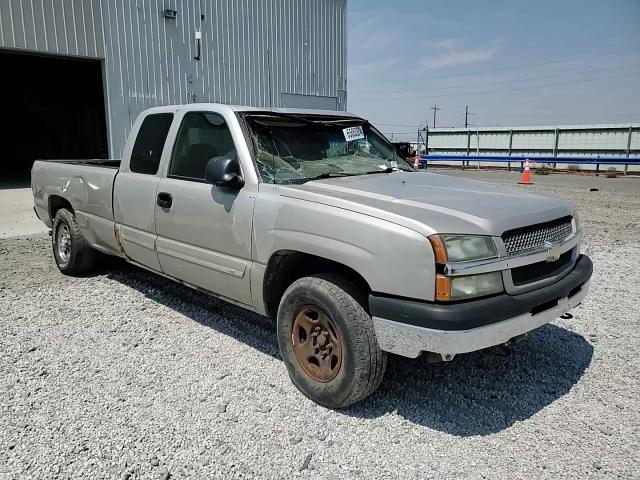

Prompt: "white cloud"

[421,39,502,70]
[349,57,403,84]
[349,12,401,57]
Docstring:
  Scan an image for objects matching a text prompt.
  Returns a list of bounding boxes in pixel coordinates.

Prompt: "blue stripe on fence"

[419,155,640,166]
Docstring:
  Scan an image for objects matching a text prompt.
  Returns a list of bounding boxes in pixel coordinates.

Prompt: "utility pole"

[464,105,475,128]
[425,126,429,156]
[430,105,441,129]
[425,109,430,153]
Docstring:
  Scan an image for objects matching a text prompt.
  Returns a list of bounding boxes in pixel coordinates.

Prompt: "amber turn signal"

[435,274,451,301]
[429,235,448,264]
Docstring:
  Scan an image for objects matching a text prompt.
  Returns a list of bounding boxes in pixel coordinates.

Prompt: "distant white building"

[425,124,639,158]
[420,123,640,171]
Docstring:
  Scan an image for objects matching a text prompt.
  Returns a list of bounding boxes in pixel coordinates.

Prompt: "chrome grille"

[502,216,573,255]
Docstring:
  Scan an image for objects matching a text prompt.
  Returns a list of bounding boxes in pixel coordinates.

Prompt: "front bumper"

[369,254,592,359]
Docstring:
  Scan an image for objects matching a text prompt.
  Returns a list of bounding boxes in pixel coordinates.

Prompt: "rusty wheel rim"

[291,305,343,383]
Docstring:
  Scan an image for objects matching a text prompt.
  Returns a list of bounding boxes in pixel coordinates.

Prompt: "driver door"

[154,110,255,306]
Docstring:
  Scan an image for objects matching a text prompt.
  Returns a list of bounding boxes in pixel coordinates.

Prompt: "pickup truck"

[32,103,592,408]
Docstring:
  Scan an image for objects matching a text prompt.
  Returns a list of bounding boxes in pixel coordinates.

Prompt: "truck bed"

[31,159,119,228]
[38,158,121,168]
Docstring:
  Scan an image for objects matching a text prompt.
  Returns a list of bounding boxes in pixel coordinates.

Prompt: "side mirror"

[204,154,244,189]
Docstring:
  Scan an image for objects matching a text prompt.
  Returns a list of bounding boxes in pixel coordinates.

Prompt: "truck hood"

[278,171,573,237]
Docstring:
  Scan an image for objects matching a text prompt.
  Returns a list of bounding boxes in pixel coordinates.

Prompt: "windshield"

[243,113,414,184]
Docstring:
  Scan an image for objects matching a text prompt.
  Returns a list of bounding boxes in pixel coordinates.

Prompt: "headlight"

[450,272,503,300]
[435,272,503,301]
[429,234,497,263]
[443,235,497,262]
[430,234,503,301]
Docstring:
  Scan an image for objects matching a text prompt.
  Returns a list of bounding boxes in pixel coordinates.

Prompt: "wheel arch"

[263,249,372,321]
[48,195,74,221]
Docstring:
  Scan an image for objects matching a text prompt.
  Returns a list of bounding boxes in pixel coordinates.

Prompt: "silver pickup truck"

[32,103,592,408]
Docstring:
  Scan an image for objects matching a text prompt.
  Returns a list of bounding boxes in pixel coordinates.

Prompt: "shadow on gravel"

[346,325,594,436]
[102,259,593,437]
[101,259,281,357]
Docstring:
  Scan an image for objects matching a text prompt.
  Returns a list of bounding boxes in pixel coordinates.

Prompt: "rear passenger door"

[154,110,255,306]
[113,112,174,271]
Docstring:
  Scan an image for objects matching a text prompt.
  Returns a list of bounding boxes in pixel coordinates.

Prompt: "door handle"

[157,192,173,209]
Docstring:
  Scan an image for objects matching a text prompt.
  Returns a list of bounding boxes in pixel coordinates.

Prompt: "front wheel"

[276,274,387,408]
[52,208,96,276]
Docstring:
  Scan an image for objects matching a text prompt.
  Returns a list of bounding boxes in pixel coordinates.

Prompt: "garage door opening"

[0,50,108,185]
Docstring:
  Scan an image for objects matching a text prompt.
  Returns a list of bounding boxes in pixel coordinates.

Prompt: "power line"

[349,63,640,95]
[349,71,640,103]
[379,108,640,133]
[349,48,638,86]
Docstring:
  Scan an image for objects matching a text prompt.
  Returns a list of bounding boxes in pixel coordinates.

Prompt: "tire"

[51,208,96,276]
[276,274,387,408]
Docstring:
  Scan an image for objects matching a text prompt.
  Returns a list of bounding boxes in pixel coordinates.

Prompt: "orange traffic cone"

[518,159,533,184]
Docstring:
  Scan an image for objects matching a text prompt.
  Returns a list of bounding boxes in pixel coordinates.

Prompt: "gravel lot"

[1,175,639,479]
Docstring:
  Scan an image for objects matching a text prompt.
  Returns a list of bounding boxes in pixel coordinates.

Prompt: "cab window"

[130,113,173,175]
[169,112,236,181]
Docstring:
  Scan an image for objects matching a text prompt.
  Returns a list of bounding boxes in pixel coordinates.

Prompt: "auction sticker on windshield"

[343,126,365,141]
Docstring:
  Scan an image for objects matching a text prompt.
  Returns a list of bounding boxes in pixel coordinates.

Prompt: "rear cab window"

[130,113,174,175]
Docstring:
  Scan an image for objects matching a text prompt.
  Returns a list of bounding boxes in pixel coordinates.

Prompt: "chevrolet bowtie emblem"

[544,240,561,262]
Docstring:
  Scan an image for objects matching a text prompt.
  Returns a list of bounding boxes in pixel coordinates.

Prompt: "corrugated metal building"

[0,0,347,180]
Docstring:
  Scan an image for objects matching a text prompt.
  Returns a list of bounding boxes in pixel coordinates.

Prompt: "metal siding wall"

[0,0,347,157]
[482,132,510,149]
[428,125,640,157]
[558,129,628,150]
[0,0,103,57]
[512,131,555,150]
[631,130,640,150]
[429,133,467,150]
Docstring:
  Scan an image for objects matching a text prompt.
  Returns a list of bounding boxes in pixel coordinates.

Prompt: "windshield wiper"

[297,169,409,184]
[281,172,351,185]
[311,172,351,179]
[355,166,414,176]
[361,167,394,174]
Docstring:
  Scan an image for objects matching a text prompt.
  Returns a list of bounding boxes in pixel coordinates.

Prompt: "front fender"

[252,185,436,303]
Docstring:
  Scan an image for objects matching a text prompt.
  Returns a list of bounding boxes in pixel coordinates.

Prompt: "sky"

[346,0,640,140]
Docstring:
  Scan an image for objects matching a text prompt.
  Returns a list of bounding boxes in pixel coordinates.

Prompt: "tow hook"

[494,334,529,356]
[504,333,528,347]
[425,352,455,363]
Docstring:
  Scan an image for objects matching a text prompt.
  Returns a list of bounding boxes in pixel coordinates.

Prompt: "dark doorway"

[0,50,108,184]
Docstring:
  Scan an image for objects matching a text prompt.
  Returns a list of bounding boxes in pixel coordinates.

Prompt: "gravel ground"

[1,179,639,479]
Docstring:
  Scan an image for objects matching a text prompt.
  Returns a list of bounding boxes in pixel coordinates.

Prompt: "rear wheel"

[277,274,387,408]
[52,208,96,275]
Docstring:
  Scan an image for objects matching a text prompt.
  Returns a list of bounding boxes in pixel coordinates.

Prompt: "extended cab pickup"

[32,104,592,408]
